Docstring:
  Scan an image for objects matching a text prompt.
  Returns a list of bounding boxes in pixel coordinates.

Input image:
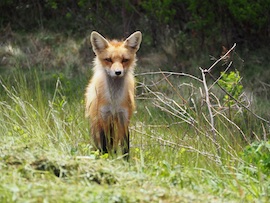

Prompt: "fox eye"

[104,58,112,63]
[122,58,129,63]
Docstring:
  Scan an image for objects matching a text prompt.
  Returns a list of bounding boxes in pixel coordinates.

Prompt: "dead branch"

[135,71,203,83]
[200,67,217,141]
[206,43,236,73]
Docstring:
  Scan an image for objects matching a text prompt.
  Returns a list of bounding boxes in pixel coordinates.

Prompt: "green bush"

[218,70,243,106]
[241,141,270,175]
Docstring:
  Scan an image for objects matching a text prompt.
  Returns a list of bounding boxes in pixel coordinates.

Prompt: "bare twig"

[200,67,217,141]
[135,71,203,83]
[208,72,270,125]
[134,44,269,165]
[141,82,196,125]
[206,43,236,73]
[160,70,187,104]
[262,123,267,141]
[213,108,249,144]
[204,43,269,125]
[209,61,233,90]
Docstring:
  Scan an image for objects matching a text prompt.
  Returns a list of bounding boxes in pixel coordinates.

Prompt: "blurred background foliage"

[1,0,269,46]
[0,0,270,84]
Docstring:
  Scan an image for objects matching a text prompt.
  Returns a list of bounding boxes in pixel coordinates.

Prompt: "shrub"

[241,141,270,175]
[218,70,243,106]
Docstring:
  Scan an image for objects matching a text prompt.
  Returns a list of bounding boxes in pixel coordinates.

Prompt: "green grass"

[0,32,269,202]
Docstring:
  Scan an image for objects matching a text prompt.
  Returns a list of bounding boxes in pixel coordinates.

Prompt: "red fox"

[85,31,142,158]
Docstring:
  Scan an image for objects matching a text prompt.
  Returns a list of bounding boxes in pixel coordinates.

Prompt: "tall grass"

[0,32,269,202]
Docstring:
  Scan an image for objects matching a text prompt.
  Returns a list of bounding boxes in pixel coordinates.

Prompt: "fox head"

[90,31,142,78]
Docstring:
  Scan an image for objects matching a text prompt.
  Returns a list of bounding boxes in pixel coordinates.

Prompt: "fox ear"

[124,31,142,52]
[90,31,109,54]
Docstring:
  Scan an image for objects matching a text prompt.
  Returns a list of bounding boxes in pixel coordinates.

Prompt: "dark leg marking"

[122,130,130,160]
[100,129,108,153]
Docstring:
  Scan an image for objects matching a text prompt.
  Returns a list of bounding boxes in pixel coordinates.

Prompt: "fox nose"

[115,71,122,76]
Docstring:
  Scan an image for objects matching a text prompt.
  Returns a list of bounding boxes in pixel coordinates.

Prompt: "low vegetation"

[0,31,269,202]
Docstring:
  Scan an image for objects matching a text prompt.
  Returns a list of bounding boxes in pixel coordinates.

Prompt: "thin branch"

[209,72,270,125]
[160,70,187,104]
[141,82,196,124]
[206,43,236,73]
[135,71,203,83]
[200,67,217,141]
[209,61,233,90]
[202,42,269,125]
[213,108,249,144]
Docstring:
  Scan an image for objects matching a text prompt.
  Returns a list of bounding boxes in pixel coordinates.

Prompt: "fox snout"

[109,62,124,77]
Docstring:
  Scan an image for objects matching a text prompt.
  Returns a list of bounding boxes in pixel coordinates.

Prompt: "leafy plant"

[241,141,270,175]
[218,70,243,106]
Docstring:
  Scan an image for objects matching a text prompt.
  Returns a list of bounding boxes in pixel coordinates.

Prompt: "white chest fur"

[100,76,129,122]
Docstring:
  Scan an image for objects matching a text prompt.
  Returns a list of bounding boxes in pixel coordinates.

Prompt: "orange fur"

[85,31,142,158]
